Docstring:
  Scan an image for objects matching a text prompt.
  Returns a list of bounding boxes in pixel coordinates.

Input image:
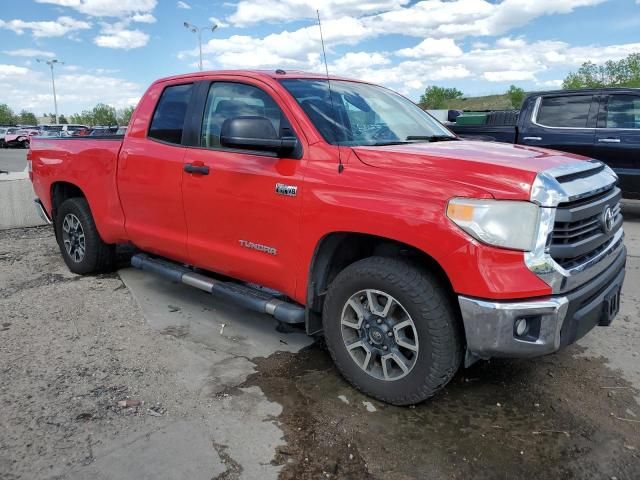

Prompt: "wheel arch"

[50,181,87,225]
[305,231,457,335]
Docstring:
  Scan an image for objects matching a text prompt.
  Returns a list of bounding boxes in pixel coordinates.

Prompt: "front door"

[594,93,640,198]
[182,80,306,295]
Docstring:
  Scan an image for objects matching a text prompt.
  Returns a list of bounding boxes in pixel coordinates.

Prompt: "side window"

[536,95,593,128]
[606,95,640,129]
[200,82,288,149]
[148,83,193,144]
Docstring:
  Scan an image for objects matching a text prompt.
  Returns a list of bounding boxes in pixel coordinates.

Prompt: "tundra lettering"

[239,240,278,256]
[29,70,626,405]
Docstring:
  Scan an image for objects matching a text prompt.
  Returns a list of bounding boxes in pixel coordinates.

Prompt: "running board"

[130,253,305,325]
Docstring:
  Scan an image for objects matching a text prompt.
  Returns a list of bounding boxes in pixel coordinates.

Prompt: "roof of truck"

[152,69,362,85]
[526,87,640,97]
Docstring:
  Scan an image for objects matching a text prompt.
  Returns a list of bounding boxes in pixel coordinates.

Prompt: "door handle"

[598,138,621,143]
[523,136,542,141]
[184,163,210,175]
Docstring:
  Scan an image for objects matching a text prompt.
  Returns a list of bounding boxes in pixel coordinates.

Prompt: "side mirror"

[220,116,298,156]
[447,109,463,123]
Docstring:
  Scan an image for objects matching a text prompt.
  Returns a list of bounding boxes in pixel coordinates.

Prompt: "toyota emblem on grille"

[602,206,615,233]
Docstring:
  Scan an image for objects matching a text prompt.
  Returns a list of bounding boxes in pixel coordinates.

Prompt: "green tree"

[18,110,38,125]
[563,53,640,89]
[58,114,69,124]
[0,104,16,124]
[506,85,525,109]
[91,103,117,126]
[419,86,464,109]
[116,106,135,126]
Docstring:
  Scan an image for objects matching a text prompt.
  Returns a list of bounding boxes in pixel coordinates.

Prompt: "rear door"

[594,93,640,198]
[181,78,306,295]
[519,93,597,157]
[117,81,194,262]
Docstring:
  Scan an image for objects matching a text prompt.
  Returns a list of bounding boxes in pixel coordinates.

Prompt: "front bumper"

[459,245,626,364]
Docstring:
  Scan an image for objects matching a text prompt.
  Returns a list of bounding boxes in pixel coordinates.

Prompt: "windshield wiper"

[370,141,414,146]
[405,135,457,142]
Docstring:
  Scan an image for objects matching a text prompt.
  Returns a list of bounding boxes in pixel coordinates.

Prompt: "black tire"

[55,197,115,274]
[21,140,29,149]
[323,256,463,405]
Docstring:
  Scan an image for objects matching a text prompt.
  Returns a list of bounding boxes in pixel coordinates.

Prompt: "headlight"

[447,198,540,251]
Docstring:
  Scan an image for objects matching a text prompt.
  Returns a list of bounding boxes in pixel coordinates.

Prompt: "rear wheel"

[20,139,29,149]
[323,256,462,405]
[55,198,115,274]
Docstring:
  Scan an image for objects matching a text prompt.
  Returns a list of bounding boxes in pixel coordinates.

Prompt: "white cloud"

[0,63,142,114]
[34,0,157,17]
[0,64,30,77]
[132,13,156,23]
[332,52,391,71]
[177,1,191,9]
[228,0,410,26]
[209,17,229,28]
[397,38,463,58]
[3,49,56,58]
[0,16,91,38]
[94,28,150,49]
[483,70,536,82]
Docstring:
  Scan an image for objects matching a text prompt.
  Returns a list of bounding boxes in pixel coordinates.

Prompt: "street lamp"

[37,58,64,124]
[183,22,217,71]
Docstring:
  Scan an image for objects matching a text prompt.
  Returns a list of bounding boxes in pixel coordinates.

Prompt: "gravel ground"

[1,222,639,479]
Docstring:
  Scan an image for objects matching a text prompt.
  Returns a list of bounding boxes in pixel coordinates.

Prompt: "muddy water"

[244,341,640,480]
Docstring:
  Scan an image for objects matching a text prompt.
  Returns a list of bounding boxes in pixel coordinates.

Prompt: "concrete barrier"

[0,169,47,230]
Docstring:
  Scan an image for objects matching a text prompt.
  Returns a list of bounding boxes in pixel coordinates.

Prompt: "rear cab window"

[148,83,194,144]
[535,95,594,128]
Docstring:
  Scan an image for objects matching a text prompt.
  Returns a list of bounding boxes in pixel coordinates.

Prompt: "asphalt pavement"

[0,148,28,173]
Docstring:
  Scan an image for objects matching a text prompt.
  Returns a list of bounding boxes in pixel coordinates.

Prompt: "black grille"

[550,186,622,269]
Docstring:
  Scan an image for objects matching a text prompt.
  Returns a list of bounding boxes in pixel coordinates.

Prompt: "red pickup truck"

[30,70,626,405]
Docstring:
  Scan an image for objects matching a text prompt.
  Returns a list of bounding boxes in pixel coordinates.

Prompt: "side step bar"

[130,254,305,324]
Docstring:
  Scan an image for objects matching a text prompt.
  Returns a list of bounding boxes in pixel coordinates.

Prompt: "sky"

[1,0,639,116]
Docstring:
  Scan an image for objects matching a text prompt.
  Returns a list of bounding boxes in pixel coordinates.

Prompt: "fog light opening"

[515,318,529,338]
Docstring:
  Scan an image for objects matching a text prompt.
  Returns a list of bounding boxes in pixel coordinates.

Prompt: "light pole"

[37,58,64,124]
[183,22,217,71]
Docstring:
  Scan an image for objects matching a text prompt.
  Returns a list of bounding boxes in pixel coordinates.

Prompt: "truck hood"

[352,140,589,200]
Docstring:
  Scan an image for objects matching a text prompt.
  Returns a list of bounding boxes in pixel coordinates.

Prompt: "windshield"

[280,79,455,146]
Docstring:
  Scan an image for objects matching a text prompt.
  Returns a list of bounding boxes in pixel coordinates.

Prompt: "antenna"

[316,10,344,174]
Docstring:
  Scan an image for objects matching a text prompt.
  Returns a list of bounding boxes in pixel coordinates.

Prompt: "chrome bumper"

[459,296,569,363]
[459,245,626,365]
[34,199,52,224]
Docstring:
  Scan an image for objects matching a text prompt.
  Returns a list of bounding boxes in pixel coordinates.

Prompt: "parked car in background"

[447,88,640,199]
[4,128,39,148]
[89,126,120,136]
[0,127,13,147]
[36,130,62,138]
[41,124,90,137]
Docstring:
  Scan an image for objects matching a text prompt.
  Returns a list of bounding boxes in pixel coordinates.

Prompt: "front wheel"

[323,256,463,405]
[55,198,115,274]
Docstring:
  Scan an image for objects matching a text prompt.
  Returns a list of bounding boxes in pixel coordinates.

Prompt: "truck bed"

[448,125,517,143]
[30,136,127,243]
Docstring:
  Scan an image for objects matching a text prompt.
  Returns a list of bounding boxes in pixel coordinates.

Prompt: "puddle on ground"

[243,341,640,480]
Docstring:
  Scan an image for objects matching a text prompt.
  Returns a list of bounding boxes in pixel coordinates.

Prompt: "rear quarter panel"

[30,137,127,243]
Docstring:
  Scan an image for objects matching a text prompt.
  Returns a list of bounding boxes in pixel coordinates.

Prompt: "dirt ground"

[1,216,639,479]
